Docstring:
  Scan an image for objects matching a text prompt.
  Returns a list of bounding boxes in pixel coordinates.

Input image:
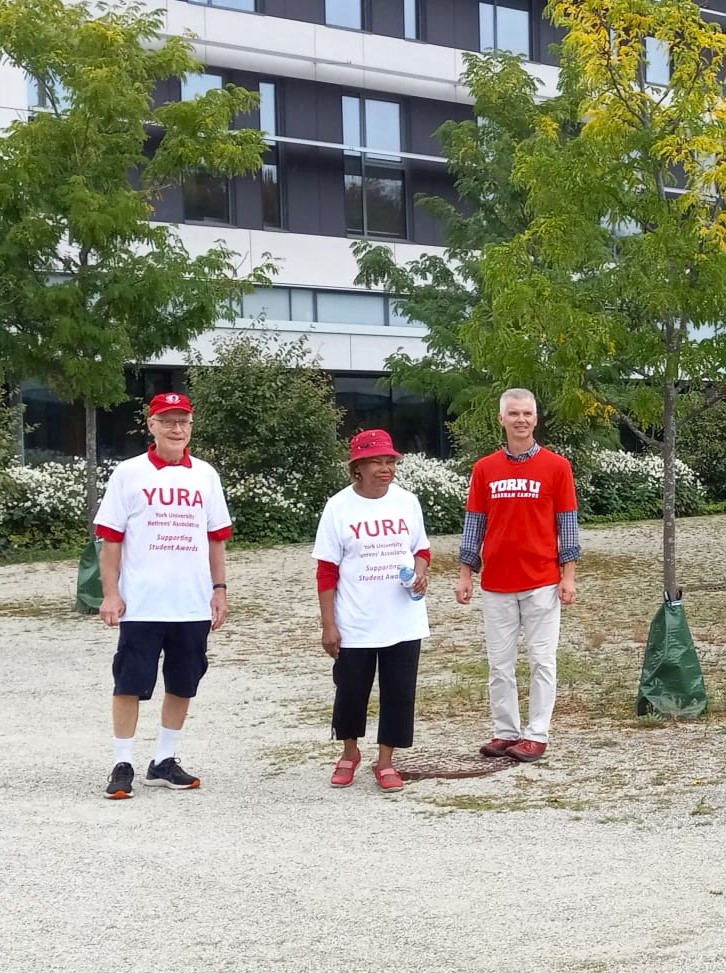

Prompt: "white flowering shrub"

[224,468,348,544]
[0,446,706,553]
[0,459,116,551]
[395,453,469,535]
[578,449,707,521]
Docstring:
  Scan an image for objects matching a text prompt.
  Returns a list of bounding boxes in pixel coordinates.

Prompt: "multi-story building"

[3,1,725,459]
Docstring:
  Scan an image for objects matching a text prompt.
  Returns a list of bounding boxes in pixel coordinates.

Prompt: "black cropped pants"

[331,639,421,749]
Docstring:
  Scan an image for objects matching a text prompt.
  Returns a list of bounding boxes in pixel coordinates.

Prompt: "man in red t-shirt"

[455,389,580,762]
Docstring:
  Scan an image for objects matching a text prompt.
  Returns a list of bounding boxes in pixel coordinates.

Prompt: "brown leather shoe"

[505,740,547,762]
[479,737,521,757]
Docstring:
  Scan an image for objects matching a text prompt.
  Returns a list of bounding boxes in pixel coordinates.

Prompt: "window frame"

[479,1,532,60]
[644,36,671,87]
[182,169,233,226]
[324,0,363,31]
[241,286,420,327]
[404,0,422,41]
[342,94,408,240]
[180,71,223,102]
[259,80,284,229]
[187,0,260,11]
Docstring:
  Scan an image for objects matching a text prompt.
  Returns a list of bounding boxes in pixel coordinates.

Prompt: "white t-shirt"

[312,483,430,648]
[94,452,231,622]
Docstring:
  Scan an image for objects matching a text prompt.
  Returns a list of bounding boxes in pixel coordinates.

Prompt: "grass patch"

[419,793,593,814]
[0,546,82,566]
[257,741,330,776]
[0,600,76,618]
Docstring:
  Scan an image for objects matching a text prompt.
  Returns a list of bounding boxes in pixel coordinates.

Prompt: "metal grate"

[396,751,516,781]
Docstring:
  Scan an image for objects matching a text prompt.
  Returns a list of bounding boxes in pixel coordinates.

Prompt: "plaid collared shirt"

[459,443,581,573]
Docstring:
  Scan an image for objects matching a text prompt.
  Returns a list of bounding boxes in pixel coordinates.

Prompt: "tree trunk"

[85,401,98,539]
[10,385,24,463]
[662,380,678,600]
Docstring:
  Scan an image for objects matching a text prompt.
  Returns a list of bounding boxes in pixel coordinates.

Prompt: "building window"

[479,2,530,59]
[188,0,257,10]
[645,37,670,86]
[404,0,420,40]
[259,82,282,228]
[241,287,419,326]
[342,96,406,239]
[325,0,361,30]
[317,292,386,326]
[183,171,230,224]
[181,72,222,101]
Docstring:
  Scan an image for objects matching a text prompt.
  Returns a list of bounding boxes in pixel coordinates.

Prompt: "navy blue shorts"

[112,621,211,700]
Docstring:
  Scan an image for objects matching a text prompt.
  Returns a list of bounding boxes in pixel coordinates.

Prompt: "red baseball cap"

[348,429,403,464]
[148,392,194,416]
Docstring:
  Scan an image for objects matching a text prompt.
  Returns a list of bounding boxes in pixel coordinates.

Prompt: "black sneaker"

[104,762,134,800]
[143,757,200,790]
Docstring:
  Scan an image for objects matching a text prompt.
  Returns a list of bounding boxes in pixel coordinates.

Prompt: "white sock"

[154,726,181,766]
[113,737,134,766]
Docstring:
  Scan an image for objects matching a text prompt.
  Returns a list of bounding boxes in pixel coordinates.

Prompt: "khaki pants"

[482,584,561,743]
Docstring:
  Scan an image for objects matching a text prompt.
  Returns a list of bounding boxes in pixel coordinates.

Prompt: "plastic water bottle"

[399,553,424,601]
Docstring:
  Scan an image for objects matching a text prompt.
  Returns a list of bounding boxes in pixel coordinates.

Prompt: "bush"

[0,458,115,552]
[188,331,346,522]
[395,453,469,535]
[677,402,726,501]
[578,449,707,521]
[225,467,347,545]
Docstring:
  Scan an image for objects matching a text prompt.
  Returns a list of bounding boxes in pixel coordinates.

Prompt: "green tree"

[481,0,726,597]
[354,50,604,458]
[0,0,274,533]
[187,331,346,540]
[675,397,726,501]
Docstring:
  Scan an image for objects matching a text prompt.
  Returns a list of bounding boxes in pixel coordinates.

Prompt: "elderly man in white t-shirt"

[94,392,232,800]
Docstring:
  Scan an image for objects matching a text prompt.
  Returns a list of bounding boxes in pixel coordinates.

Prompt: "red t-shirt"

[466,447,577,593]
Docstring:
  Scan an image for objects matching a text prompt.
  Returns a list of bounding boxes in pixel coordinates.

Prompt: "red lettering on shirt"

[142,486,204,507]
[348,518,411,539]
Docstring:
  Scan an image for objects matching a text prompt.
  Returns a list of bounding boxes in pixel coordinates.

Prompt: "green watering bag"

[75,539,103,615]
[636,595,707,718]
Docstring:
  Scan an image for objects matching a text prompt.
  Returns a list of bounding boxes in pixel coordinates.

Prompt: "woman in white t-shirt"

[312,429,431,793]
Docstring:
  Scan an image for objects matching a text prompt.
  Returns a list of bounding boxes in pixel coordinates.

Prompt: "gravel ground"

[2,519,726,973]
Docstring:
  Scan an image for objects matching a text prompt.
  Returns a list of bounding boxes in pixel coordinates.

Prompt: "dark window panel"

[408,161,458,247]
[370,0,404,38]
[264,0,324,22]
[183,172,231,224]
[344,160,365,234]
[365,167,406,237]
[258,82,283,227]
[335,374,392,433]
[261,158,282,227]
[536,1,563,66]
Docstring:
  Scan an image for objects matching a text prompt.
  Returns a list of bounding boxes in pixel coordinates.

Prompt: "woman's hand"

[411,571,429,596]
[322,622,342,659]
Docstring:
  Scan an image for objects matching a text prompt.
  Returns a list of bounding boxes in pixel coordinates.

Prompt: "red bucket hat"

[149,393,194,417]
[348,429,403,464]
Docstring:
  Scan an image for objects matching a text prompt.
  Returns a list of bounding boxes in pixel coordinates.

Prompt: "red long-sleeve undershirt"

[316,548,431,592]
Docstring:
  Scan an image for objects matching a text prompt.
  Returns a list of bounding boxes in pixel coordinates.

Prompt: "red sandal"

[330,748,362,788]
[374,766,404,792]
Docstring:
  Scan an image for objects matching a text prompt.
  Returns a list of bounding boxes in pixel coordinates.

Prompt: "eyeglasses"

[153,417,193,428]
